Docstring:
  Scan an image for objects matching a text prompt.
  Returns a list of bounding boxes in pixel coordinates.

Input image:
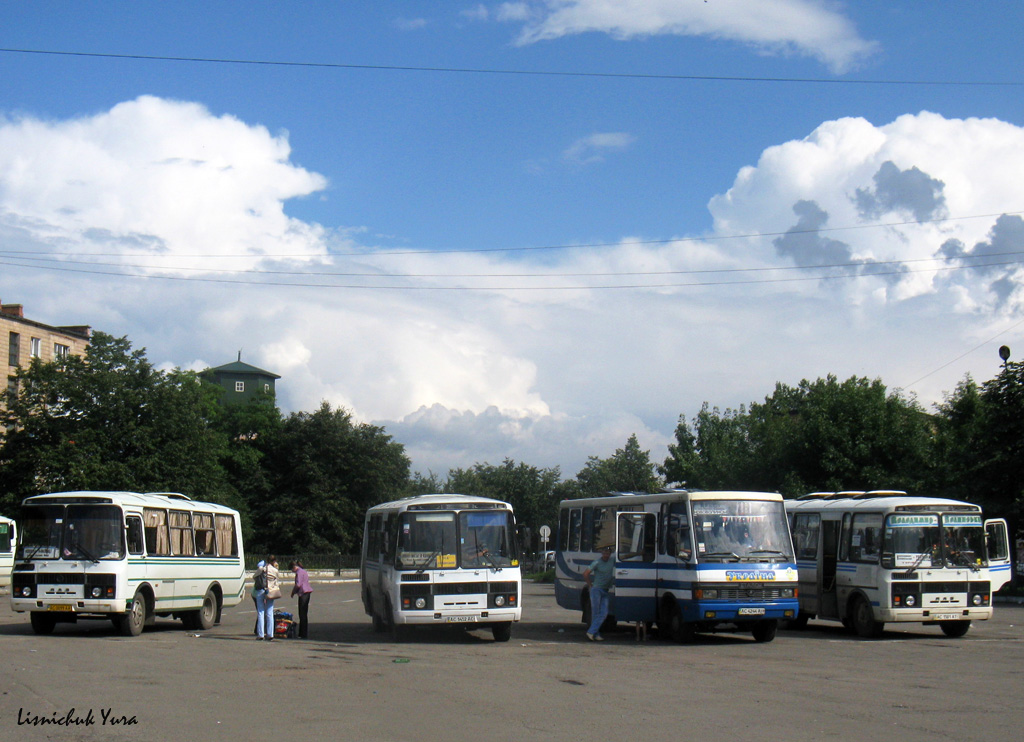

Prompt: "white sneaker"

[586,632,595,641]
[594,634,605,641]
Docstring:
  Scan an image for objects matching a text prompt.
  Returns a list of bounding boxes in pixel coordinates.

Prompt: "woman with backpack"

[259,556,281,641]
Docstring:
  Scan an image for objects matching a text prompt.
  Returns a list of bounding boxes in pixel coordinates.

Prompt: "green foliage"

[0,333,232,511]
[574,434,663,498]
[252,402,410,555]
[662,376,931,497]
[441,458,563,545]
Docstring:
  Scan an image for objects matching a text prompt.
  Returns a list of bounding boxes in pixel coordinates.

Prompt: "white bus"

[1,515,16,589]
[361,494,522,642]
[786,491,1012,638]
[554,490,799,643]
[10,491,245,636]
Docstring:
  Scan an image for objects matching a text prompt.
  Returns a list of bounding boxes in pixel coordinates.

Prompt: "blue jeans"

[255,590,275,638]
[588,587,610,636]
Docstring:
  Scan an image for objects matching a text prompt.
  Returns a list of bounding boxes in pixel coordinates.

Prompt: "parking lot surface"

[2,580,1023,742]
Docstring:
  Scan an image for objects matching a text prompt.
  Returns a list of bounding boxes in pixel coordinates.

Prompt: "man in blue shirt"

[583,545,615,641]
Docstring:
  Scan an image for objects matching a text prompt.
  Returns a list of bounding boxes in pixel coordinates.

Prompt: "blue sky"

[2,1,1023,479]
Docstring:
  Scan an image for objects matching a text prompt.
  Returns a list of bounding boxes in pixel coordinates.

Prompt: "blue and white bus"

[11,491,245,636]
[555,490,799,642]
[786,491,1012,637]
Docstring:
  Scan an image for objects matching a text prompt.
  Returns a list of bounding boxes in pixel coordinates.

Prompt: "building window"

[234,381,245,392]
[8,332,19,366]
[263,383,270,393]
[54,343,70,359]
[30,337,41,358]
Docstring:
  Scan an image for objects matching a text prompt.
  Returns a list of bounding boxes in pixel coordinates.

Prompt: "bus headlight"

[494,595,506,607]
[781,588,795,599]
[696,589,718,600]
[972,594,983,606]
[20,586,33,598]
[90,586,103,599]
[905,595,916,607]
[414,597,427,610]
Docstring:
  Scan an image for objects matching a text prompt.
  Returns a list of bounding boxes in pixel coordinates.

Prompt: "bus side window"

[557,509,569,551]
[214,514,238,557]
[194,513,215,555]
[617,512,657,562]
[144,508,170,556]
[568,509,582,552]
[580,507,594,552]
[839,513,852,561]
[665,503,692,560]
[126,516,145,555]
[793,513,821,559]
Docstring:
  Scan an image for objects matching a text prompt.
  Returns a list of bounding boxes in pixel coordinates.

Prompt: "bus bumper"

[876,607,994,623]
[395,608,521,625]
[683,599,800,624]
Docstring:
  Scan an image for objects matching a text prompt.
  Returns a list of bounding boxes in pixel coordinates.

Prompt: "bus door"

[985,519,1012,591]
[820,519,841,619]
[614,512,657,623]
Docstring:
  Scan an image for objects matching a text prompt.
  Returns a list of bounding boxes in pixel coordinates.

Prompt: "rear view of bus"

[10,491,245,636]
[361,494,522,642]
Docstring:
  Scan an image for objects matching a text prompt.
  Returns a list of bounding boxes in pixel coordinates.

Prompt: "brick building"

[2,299,91,400]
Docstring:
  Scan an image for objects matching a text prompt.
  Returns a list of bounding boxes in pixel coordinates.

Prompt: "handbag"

[266,587,282,600]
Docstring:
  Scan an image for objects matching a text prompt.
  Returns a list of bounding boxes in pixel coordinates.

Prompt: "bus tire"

[850,596,883,638]
[371,599,386,633]
[752,619,778,643]
[385,599,407,642]
[196,588,218,630]
[491,622,513,642]
[662,600,695,643]
[120,590,148,637]
[30,612,57,635]
[939,620,971,638]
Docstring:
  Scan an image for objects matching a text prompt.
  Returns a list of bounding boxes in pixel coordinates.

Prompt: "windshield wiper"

[69,542,100,564]
[472,532,502,571]
[746,549,786,562]
[415,531,446,574]
[702,551,741,562]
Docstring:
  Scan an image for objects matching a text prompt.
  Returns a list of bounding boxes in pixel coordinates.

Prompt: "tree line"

[2,332,1021,554]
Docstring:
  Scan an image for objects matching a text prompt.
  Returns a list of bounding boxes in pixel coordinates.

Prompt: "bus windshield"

[884,513,985,569]
[692,500,793,562]
[395,509,516,570]
[460,510,516,569]
[17,504,125,561]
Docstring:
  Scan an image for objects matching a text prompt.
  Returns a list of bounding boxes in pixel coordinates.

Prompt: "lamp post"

[998,345,1011,368]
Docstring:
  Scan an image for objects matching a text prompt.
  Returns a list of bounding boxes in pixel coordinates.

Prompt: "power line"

[0,211,1019,260]
[1,47,1021,87]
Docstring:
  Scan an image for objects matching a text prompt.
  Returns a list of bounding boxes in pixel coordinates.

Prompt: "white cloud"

[562,131,635,165]
[3,99,1022,478]
[508,0,877,73]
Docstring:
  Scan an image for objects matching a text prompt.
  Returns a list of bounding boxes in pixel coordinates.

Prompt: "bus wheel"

[371,602,386,633]
[752,620,778,643]
[196,588,218,630]
[939,620,971,638]
[30,612,57,635]
[850,596,883,639]
[385,600,406,642]
[120,590,147,637]
[663,601,695,643]
[492,622,513,642]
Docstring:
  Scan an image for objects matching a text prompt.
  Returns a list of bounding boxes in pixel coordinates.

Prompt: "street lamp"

[998,345,1011,368]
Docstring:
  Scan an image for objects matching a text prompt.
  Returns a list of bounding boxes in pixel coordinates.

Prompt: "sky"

[1,1,1023,481]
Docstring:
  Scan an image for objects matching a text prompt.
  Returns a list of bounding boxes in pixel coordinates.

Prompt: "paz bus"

[786,491,1012,638]
[10,491,245,636]
[554,490,799,643]
[361,494,522,642]
[1,514,16,588]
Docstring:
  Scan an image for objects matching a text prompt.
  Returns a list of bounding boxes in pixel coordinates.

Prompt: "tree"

[662,376,932,498]
[254,402,410,554]
[575,434,663,499]
[0,332,232,511]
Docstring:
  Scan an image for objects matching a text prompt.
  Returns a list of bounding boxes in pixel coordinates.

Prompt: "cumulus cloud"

[4,99,1024,477]
[505,0,878,73]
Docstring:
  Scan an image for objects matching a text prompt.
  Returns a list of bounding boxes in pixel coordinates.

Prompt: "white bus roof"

[559,490,785,509]
[21,490,239,514]
[785,492,980,512]
[367,493,513,513]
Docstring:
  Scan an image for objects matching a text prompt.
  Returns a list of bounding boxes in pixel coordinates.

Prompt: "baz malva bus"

[786,490,1012,638]
[10,491,245,636]
[361,494,522,642]
[555,490,799,643]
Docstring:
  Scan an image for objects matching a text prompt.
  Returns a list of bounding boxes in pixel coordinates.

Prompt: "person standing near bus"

[583,545,615,641]
[290,560,313,639]
[261,556,281,641]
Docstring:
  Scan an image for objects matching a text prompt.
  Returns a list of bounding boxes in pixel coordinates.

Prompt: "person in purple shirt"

[290,560,313,639]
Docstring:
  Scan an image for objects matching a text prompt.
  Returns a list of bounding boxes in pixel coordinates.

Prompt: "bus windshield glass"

[692,500,793,562]
[459,510,516,569]
[886,513,986,569]
[396,511,457,570]
[17,504,125,561]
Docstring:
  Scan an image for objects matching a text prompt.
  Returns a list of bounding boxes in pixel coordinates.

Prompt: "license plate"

[47,604,74,612]
[931,613,961,620]
[445,616,479,623]
[738,607,765,616]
